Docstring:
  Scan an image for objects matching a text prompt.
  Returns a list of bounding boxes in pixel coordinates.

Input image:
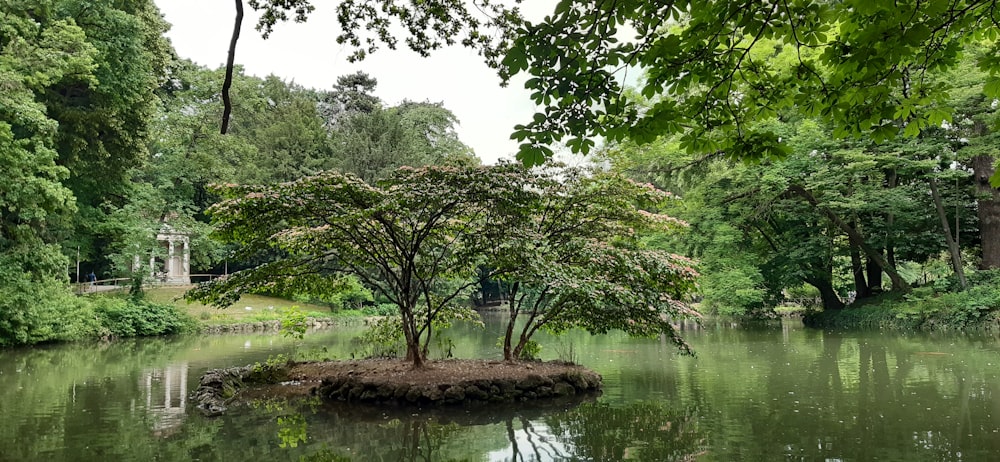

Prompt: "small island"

[194,358,603,416]
[188,164,696,416]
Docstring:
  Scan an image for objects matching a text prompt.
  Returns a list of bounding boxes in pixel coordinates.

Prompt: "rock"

[516,374,553,390]
[442,386,466,403]
[464,385,489,400]
[553,382,576,396]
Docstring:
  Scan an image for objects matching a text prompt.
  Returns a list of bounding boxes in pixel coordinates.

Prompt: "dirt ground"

[292,358,584,384]
[246,358,595,400]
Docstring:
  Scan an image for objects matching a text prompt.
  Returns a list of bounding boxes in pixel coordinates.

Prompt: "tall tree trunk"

[221,0,243,134]
[866,258,884,294]
[849,239,870,299]
[972,155,1000,269]
[789,185,910,292]
[502,282,520,362]
[806,276,845,311]
[930,177,968,289]
[885,168,898,269]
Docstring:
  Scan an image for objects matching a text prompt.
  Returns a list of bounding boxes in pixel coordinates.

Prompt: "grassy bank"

[143,286,361,326]
[804,271,1000,330]
[2,285,367,348]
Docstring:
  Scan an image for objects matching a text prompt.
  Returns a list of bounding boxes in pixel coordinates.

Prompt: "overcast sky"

[155,1,546,164]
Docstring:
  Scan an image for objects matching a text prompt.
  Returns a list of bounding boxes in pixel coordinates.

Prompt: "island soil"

[237,358,602,404]
[296,358,584,383]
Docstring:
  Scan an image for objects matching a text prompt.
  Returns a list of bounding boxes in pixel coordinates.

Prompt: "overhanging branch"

[221,0,244,134]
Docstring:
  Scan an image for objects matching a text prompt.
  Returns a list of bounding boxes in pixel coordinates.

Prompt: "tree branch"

[221,0,244,134]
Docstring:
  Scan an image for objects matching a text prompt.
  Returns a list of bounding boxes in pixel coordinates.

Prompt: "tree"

[502,0,1000,180]
[233,1,1000,189]
[328,102,478,183]
[0,4,97,344]
[319,71,381,126]
[484,166,698,360]
[188,165,533,367]
[604,109,991,311]
[189,164,699,365]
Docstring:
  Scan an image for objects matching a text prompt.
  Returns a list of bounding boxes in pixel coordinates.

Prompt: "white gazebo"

[134,224,190,284]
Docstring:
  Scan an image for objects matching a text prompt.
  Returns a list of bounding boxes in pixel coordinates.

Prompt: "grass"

[143,286,357,325]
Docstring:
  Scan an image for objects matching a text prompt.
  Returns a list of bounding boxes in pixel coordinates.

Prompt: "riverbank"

[804,275,1000,330]
[0,285,368,347]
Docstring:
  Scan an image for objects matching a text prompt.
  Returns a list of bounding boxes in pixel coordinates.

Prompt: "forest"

[2,0,1000,348]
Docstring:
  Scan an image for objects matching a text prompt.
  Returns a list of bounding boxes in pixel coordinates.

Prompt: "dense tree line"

[0,1,477,346]
[6,0,1000,346]
[607,47,1000,316]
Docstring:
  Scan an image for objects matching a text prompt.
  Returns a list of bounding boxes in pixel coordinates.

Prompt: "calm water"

[1,317,999,461]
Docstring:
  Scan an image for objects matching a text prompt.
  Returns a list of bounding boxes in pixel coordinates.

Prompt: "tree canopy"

[191,165,698,366]
[243,0,1000,184]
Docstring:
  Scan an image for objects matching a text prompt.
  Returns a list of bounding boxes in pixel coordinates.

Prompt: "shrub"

[0,277,98,346]
[91,297,197,338]
[362,303,399,316]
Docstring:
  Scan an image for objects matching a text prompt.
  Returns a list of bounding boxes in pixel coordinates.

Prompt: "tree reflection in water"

[542,402,706,461]
[259,395,705,461]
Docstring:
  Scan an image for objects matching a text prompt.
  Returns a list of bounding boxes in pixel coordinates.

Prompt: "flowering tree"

[189,165,532,367]
[190,164,699,366]
[485,167,700,360]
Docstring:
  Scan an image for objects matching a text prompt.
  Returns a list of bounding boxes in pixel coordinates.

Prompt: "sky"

[155,0,545,165]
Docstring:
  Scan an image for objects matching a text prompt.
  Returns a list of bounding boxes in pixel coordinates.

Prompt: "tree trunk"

[401,309,425,368]
[221,0,243,134]
[849,240,870,299]
[789,185,910,292]
[502,282,519,362]
[930,177,968,289]
[866,258,883,294]
[885,168,898,269]
[973,155,1000,269]
[807,276,845,311]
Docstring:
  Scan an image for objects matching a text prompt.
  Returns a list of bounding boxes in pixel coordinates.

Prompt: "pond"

[2,316,999,461]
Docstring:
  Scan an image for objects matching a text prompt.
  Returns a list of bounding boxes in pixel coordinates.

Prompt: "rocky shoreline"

[199,317,362,334]
[193,358,603,416]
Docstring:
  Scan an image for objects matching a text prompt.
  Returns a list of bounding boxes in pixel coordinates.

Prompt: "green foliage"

[484,166,700,359]
[190,164,544,365]
[699,263,768,317]
[279,306,308,340]
[328,102,478,183]
[294,275,374,311]
[498,0,1000,187]
[362,303,399,317]
[495,336,540,361]
[806,270,1000,330]
[0,277,96,346]
[91,297,197,339]
[248,0,516,68]
[354,317,405,359]
[249,354,292,383]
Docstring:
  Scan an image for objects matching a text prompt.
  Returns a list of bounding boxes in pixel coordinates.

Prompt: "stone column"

[167,239,175,278]
[182,238,190,281]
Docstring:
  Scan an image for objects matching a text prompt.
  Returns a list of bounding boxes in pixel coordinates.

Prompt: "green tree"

[231,1,1000,188]
[485,167,698,360]
[328,102,477,183]
[0,4,98,345]
[319,71,381,126]
[502,0,1000,180]
[188,165,532,367]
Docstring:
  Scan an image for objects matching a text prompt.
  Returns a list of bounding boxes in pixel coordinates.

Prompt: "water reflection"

[144,362,189,436]
[3,321,1000,460]
[254,395,707,462]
